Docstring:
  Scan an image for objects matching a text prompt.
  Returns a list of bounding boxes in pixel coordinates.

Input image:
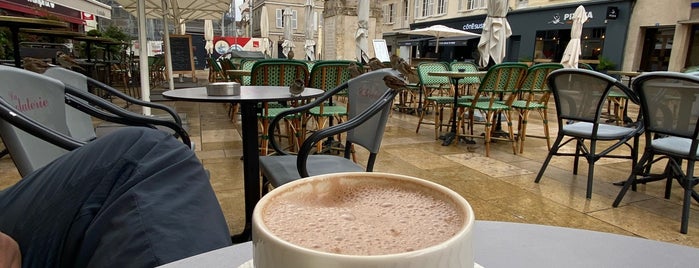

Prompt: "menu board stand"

[167,34,196,82]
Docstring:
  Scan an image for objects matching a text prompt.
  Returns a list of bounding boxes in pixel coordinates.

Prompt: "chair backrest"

[578,62,594,70]
[632,72,699,143]
[547,68,636,125]
[250,59,309,86]
[43,66,97,142]
[512,63,562,104]
[475,63,528,104]
[417,62,450,88]
[449,61,480,84]
[239,59,257,85]
[308,60,354,90]
[345,68,397,153]
[0,65,71,175]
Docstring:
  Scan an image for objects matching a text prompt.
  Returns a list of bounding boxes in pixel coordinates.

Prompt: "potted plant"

[596,55,616,73]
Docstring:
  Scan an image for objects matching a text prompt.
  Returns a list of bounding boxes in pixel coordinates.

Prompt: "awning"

[428,35,480,47]
[0,0,87,24]
[52,0,111,19]
[397,37,434,46]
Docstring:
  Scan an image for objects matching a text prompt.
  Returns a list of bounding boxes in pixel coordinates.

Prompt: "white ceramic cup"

[252,172,475,268]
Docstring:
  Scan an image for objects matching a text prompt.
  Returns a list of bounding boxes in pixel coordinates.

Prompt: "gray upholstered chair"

[259,68,402,193]
[534,68,643,199]
[613,71,699,234]
[0,65,190,176]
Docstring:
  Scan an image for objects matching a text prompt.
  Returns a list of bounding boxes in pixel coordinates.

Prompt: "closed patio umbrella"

[405,24,480,53]
[281,7,295,58]
[304,0,315,61]
[204,19,214,55]
[561,5,588,68]
[477,0,511,67]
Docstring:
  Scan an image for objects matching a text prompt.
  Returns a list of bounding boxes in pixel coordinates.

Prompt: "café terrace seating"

[259,69,401,194]
[535,68,643,199]
[0,65,189,176]
[613,72,699,234]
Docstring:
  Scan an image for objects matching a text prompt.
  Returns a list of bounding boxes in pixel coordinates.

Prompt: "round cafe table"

[0,16,68,67]
[163,86,324,243]
[158,220,699,267]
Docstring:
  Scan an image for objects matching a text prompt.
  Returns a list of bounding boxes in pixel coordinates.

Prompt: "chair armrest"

[266,83,350,155]
[0,97,84,150]
[64,85,191,148]
[86,77,183,126]
[296,89,399,177]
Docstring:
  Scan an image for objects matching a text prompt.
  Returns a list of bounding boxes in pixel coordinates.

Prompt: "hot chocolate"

[261,176,465,255]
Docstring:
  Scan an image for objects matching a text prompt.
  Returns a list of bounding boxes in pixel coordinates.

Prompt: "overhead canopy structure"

[115,0,230,114]
[116,0,230,22]
[405,25,479,53]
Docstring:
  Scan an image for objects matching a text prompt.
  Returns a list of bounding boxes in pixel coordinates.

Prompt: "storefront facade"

[0,0,111,30]
[409,0,633,68]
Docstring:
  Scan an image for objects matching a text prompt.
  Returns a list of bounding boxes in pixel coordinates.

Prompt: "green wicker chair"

[415,62,455,140]
[307,60,353,153]
[206,56,225,82]
[456,62,528,156]
[509,63,562,153]
[449,61,481,96]
[250,59,310,155]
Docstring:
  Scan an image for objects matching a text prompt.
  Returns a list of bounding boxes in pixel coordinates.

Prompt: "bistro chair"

[250,59,310,155]
[415,62,454,139]
[535,68,643,199]
[449,61,481,96]
[613,72,699,234]
[456,62,528,157]
[206,56,226,82]
[259,69,402,193]
[0,65,190,176]
[42,66,188,139]
[510,63,563,153]
[307,60,353,153]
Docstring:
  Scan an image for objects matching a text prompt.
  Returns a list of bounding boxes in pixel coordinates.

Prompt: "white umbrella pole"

[138,0,151,115]
[162,0,174,91]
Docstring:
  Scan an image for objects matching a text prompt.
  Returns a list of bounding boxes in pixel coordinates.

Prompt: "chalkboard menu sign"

[167,34,196,81]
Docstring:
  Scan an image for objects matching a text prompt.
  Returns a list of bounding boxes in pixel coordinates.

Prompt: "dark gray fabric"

[0,127,231,267]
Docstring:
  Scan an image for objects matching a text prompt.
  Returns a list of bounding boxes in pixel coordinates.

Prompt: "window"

[383,3,395,23]
[465,0,486,10]
[533,28,606,62]
[275,9,298,29]
[436,0,447,15]
[276,9,283,28]
[415,0,435,17]
[403,0,409,23]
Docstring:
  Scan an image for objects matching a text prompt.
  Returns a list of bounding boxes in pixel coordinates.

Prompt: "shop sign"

[547,10,594,25]
[462,22,484,31]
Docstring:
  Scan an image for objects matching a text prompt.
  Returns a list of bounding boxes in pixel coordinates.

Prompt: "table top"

[20,28,86,38]
[0,15,68,29]
[159,220,699,267]
[163,86,324,104]
[428,71,487,78]
[607,70,643,77]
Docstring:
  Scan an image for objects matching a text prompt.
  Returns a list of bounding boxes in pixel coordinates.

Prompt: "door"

[640,27,674,71]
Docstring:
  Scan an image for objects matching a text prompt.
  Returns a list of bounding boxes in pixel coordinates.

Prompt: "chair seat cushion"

[652,136,699,157]
[562,122,638,139]
[510,100,547,109]
[309,105,347,116]
[260,155,365,187]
